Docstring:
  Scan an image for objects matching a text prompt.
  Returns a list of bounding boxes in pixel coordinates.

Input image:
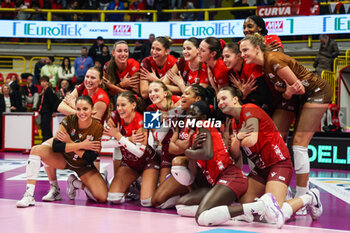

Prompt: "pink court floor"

[1,152,350,233]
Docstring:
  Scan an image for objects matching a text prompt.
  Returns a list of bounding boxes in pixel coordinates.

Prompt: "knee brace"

[171,166,194,186]
[26,155,41,180]
[107,192,125,204]
[176,205,198,217]
[197,206,231,226]
[293,146,310,174]
[140,197,152,207]
[113,147,122,161]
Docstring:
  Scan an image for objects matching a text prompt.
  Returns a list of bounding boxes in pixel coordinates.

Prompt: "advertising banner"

[0,14,349,39]
[257,4,320,17]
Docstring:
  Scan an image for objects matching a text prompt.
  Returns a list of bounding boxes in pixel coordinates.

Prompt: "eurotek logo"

[113,25,131,36]
[266,21,283,33]
[143,110,221,129]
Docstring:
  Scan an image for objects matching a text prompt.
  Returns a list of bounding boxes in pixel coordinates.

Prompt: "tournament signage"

[257,4,320,17]
[1,14,350,39]
[307,136,350,170]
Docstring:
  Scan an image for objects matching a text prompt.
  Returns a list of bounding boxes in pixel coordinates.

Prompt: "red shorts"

[249,158,293,186]
[215,165,248,200]
[121,148,160,174]
[161,144,177,168]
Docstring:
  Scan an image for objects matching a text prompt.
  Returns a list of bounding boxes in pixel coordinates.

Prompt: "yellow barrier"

[321,70,336,103]
[29,56,77,74]
[0,56,26,82]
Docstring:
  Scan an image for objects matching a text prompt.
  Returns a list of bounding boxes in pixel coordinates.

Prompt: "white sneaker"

[232,213,254,223]
[67,174,79,200]
[307,188,323,220]
[42,185,62,202]
[16,193,35,208]
[259,193,285,228]
[296,206,307,216]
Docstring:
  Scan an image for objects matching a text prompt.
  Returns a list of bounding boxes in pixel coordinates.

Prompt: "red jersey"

[265,35,284,50]
[199,58,229,86]
[141,55,177,78]
[176,57,201,85]
[231,104,290,169]
[119,112,155,167]
[193,125,233,186]
[103,58,140,84]
[77,84,110,123]
[229,61,262,82]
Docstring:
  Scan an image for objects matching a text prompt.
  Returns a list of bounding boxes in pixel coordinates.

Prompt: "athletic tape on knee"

[141,197,152,207]
[107,192,125,204]
[26,155,41,180]
[293,146,310,174]
[197,206,231,226]
[171,166,194,186]
[113,147,122,161]
[157,195,180,209]
[176,205,198,217]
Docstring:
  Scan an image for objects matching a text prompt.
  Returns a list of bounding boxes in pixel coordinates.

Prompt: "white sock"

[26,184,36,196]
[107,192,125,203]
[282,203,293,221]
[299,193,313,206]
[72,178,82,189]
[176,205,198,217]
[157,195,180,209]
[197,206,231,226]
[295,184,308,198]
[242,201,265,215]
[49,180,59,189]
[141,197,152,207]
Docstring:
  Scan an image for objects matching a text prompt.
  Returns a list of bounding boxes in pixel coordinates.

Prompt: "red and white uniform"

[117,112,159,174]
[192,125,234,185]
[199,58,229,86]
[103,58,140,85]
[76,83,110,123]
[176,57,201,85]
[141,55,177,79]
[146,95,181,168]
[231,104,290,169]
[229,62,262,82]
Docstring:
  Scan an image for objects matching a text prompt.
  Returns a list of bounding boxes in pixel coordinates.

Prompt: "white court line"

[1,198,349,233]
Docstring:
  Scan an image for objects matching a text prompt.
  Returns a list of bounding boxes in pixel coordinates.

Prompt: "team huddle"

[16,15,330,229]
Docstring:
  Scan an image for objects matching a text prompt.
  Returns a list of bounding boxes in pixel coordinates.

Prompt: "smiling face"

[151,41,168,64]
[181,86,201,110]
[76,99,92,122]
[84,69,102,91]
[240,40,259,65]
[113,43,129,65]
[223,47,241,69]
[217,90,236,115]
[198,41,213,63]
[183,40,199,62]
[243,18,261,36]
[148,82,167,105]
[116,96,136,119]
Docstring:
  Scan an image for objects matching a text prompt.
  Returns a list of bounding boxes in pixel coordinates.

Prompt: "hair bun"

[219,39,226,50]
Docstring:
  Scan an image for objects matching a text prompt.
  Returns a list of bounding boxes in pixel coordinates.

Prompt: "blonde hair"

[150,80,173,109]
[241,33,267,52]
